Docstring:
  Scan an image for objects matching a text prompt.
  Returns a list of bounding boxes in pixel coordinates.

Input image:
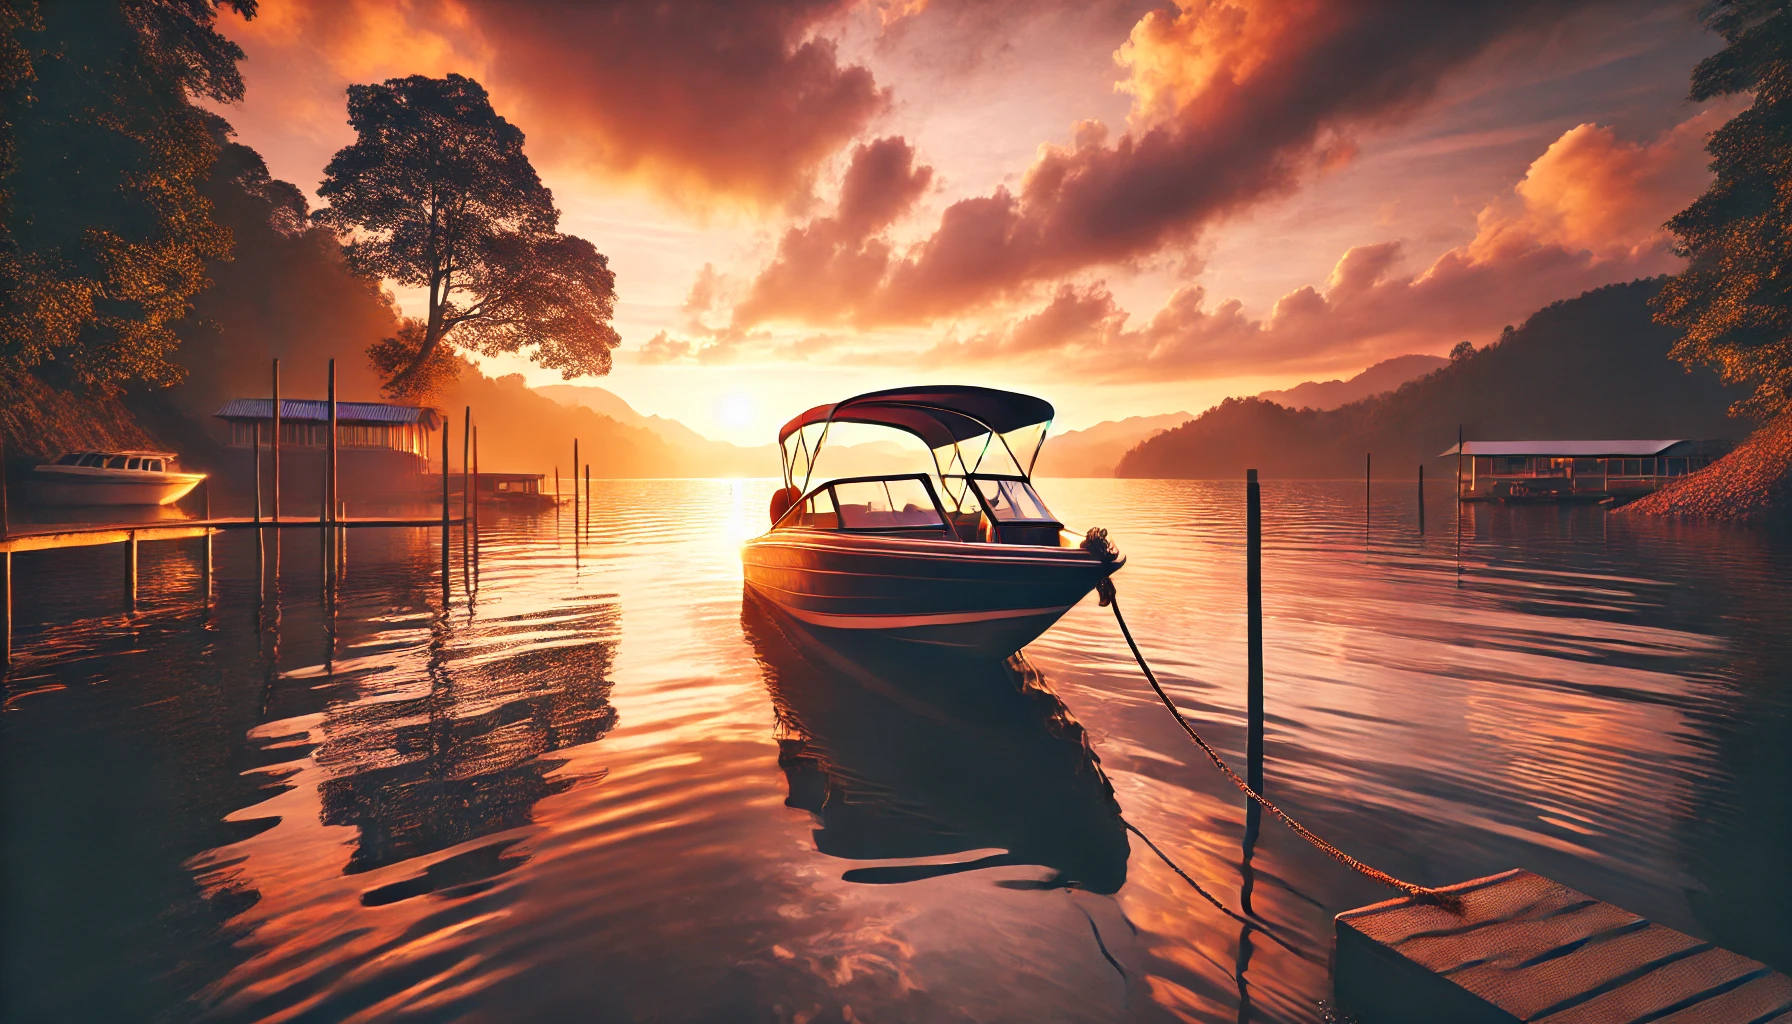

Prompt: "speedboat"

[741,386,1122,658]
[24,450,206,506]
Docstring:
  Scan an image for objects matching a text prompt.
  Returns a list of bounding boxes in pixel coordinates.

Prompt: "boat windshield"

[54,453,82,465]
[833,478,944,529]
[968,477,1058,523]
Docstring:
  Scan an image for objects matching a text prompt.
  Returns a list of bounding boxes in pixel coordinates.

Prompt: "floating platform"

[1334,869,1792,1023]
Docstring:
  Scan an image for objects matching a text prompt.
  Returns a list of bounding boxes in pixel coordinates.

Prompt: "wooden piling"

[328,359,338,526]
[271,358,281,523]
[1418,463,1425,533]
[441,420,450,593]
[2,551,11,668]
[584,465,591,535]
[126,530,138,609]
[1365,452,1372,529]
[572,439,580,537]
[1246,468,1263,795]
[462,406,471,524]
[473,424,480,540]
[1456,424,1464,573]
[253,421,262,523]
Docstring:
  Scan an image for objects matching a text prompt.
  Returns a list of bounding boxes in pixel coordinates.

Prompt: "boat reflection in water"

[741,590,1130,894]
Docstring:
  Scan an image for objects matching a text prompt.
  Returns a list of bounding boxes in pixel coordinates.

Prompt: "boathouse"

[1438,439,1729,501]
[212,399,444,506]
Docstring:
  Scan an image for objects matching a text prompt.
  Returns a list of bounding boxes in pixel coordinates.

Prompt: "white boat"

[742,386,1123,658]
[24,450,206,506]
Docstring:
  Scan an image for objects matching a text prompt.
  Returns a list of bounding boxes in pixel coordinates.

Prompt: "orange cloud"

[925,110,1724,379]
[732,0,1613,327]
[222,0,886,206]
[734,136,933,325]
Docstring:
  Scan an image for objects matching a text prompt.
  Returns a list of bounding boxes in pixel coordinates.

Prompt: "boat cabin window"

[127,457,142,470]
[54,453,82,465]
[833,478,944,530]
[146,459,163,472]
[972,478,1057,523]
[78,454,104,467]
[106,455,129,469]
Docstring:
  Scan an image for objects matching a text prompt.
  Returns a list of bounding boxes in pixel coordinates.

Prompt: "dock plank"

[1335,869,1791,1023]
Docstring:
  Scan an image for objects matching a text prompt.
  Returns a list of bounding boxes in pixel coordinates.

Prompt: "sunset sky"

[210,0,1735,443]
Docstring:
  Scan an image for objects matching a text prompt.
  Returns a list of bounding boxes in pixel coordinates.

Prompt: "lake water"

[3,479,1788,1022]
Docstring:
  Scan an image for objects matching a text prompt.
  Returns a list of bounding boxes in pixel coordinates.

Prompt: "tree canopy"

[1,0,254,391]
[1653,0,1792,418]
[314,74,620,398]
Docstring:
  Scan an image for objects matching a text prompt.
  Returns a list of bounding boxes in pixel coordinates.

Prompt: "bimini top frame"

[777,385,1055,496]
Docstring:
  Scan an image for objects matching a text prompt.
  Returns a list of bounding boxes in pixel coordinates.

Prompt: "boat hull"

[741,529,1121,657]
[24,467,205,506]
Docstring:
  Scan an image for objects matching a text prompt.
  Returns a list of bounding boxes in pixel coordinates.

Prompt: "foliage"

[1653,0,1792,417]
[1449,340,1475,361]
[0,0,255,391]
[314,74,621,399]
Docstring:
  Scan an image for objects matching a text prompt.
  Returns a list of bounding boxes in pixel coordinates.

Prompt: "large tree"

[1653,0,1792,418]
[314,74,620,398]
[1,0,255,390]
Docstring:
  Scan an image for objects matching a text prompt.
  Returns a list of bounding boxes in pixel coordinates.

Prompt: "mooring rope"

[1081,530,1462,913]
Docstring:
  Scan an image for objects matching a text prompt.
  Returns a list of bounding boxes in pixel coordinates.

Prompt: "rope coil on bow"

[1082,527,1462,913]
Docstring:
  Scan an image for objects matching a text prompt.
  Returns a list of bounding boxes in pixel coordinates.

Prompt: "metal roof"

[215,399,442,427]
[778,385,1054,449]
[1437,440,1686,458]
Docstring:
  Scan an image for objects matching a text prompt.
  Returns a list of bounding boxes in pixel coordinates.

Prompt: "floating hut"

[213,399,443,505]
[1439,439,1730,503]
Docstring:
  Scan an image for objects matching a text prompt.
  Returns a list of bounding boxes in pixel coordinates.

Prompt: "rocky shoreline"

[1618,413,1792,523]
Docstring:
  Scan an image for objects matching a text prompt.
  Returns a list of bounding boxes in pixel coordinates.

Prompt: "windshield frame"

[772,473,953,535]
[962,474,1062,526]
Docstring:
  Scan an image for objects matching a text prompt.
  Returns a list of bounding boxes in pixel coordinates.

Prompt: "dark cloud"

[739,0,1622,325]
[230,0,886,205]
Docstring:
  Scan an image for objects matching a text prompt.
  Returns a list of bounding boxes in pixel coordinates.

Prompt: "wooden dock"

[1334,868,1792,1023]
[0,515,466,666]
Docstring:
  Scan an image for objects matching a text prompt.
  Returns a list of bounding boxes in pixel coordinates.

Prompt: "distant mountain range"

[1255,354,1449,411]
[1034,413,1191,477]
[1117,279,1751,479]
[536,384,925,479]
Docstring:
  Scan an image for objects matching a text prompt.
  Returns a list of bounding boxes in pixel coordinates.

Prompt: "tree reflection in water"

[741,591,1130,894]
[315,606,622,891]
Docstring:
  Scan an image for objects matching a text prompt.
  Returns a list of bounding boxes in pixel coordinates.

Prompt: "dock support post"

[1365,452,1372,530]
[441,421,450,601]
[463,407,471,526]
[2,551,11,669]
[271,358,281,524]
[584,464,590,536]
[473,424,480,548]
[253,422,262,523]
[1417,464,1425,533]
[572,439,580,542]
[126,531,138,610]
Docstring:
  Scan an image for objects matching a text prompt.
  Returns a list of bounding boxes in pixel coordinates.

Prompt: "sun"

[717,392,756,431]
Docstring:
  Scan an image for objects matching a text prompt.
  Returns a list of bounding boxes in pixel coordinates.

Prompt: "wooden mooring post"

[572,439,580,540]
[441,419,451,599]
[271,358,281,524]
[1245,469,1264,795]
[1418,463,1425,534]
[1335,869,1792,1023]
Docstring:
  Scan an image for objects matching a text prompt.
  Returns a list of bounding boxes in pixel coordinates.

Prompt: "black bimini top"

[778,386,1054,450]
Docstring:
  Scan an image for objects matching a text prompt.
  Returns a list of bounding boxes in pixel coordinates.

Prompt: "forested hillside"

[1117,280,1750,479]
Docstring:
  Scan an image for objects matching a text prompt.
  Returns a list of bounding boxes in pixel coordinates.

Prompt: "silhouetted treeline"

[1117,280,1751,479]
